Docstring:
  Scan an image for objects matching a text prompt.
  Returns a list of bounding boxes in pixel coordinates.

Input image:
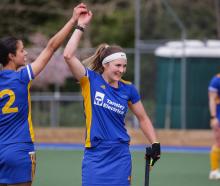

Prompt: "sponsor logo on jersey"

[94,91,125,115]
[94,91,105,106]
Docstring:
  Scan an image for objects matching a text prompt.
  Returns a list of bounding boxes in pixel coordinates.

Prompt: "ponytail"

[83,43,124,74]
[82,43,108,74]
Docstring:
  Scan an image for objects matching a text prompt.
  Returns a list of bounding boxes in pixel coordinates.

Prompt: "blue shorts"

[0,143,36,184]
[82,141,131,186]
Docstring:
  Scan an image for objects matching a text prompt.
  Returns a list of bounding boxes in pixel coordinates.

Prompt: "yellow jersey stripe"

[80,76,92,147]
[120,79,132,85]
[28,81,35,142]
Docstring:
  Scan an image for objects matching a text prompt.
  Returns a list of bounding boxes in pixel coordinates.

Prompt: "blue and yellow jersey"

[209,74,220,120]
[0,64,35,144]
[80,69,140,148]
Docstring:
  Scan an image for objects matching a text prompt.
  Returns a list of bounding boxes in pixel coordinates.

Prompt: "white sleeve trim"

[86,68,89,78]
[208,87,218,92]
[26,65,32,81]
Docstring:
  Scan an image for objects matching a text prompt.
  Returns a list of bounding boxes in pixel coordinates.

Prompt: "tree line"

[0,0,219,46]
[0,0,219,96]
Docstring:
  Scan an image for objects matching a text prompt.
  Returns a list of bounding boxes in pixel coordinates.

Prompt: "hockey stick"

[145,147,152,186]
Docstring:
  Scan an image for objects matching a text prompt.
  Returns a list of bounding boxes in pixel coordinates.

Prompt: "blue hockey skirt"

[0,142,36,184]
[82,141,132,186]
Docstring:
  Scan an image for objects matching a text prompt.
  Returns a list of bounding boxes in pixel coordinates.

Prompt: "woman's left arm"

[129,100,160,166]
[129,101,157,143]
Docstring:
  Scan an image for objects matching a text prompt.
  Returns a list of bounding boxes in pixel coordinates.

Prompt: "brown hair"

[82,43,125,74]
[0,36,20,67]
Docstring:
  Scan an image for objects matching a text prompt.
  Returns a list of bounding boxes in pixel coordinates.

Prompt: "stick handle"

[145,147,152,186]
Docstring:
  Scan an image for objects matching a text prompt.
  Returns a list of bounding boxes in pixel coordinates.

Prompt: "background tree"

[0,0,219,93]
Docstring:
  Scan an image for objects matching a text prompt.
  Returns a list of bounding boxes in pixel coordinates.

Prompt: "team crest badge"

[100,85,106,89]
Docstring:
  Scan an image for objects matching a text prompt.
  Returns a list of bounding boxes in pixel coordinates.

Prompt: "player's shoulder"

[0,69,17,79]
[209,74,220,89]
[211,73,220,82]
[86,68,100,78]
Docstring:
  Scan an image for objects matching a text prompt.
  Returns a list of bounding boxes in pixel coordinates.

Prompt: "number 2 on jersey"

[0,89,18,114]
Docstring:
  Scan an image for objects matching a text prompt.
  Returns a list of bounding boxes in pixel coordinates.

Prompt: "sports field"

[32,146,220,186]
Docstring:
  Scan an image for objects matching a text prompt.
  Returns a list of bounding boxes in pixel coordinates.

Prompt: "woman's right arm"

[209,91,219,128]
[31,3,88,78]
[63,11,92,81]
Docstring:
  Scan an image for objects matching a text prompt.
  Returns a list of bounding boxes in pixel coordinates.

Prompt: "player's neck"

[101,73,119,88]
[3,61,17,71]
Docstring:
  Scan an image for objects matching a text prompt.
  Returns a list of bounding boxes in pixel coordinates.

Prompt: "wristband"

[210,116,216,119]
[75,25,85,32]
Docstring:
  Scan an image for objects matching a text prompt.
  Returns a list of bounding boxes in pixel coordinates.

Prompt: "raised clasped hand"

[78,9,93,27]
[72,3,89,23]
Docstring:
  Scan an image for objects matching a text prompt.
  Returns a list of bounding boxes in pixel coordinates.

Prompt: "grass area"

[33,149,220,186]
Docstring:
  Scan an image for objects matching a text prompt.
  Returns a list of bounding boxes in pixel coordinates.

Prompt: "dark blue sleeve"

[209,76,220,92]
[129,84,141,104]
[19,64,35,84]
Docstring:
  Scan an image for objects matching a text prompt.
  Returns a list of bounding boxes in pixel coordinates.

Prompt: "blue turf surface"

[35,143,211,153]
